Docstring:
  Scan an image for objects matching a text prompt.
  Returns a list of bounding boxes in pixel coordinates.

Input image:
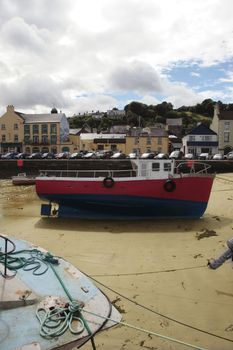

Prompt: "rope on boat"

[0,248,58,275]
[36,302,85,338]
[0,246,97,350]
[47,260,97,350]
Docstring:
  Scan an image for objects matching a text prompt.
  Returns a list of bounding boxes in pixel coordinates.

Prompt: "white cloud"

[0,0,233,114]
[109,61,163,94]
[190,72,200,77]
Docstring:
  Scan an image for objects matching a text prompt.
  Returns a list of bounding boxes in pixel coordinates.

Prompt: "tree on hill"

[68,98,233,136]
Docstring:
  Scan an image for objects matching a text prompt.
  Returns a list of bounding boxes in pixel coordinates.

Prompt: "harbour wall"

[0,159,233,179]
[0,159,133,179]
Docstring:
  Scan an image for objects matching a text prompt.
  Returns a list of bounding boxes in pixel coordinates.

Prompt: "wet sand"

[0,175,233,350]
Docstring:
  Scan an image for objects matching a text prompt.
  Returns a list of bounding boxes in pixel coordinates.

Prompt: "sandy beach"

[0,174,233,350]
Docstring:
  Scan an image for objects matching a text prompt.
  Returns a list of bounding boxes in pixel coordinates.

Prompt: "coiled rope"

[36,302,85,338]
[0,247,96,350]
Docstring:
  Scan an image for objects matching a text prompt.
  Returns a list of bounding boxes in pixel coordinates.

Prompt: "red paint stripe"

[36,176,214,203]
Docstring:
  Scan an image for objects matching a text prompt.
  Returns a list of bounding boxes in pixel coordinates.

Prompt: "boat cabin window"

[152,163,160,171]
[164,162,171,172]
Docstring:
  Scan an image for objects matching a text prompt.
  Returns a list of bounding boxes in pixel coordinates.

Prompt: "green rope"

[36,302,85,338]
[0,248,96,349]
[0,249,57,275]
[49,262,96,349]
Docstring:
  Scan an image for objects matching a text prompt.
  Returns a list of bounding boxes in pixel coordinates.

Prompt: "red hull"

[36,176,214,203]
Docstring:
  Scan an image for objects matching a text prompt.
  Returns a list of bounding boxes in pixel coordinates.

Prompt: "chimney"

[7,105,15,112]
[214,103,220,118]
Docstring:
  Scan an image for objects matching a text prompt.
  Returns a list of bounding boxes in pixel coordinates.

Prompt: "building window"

[25,147,30,153]
[134,137,138,145]
[33,125,39,134]
[14,135,18,142]
[33,135,39,143]
[51,135,57,144]
[42,135,48,144]
[146,137,151,145]
[224,132,230,143]
[224,122,230,130]
[2,135,6,142]
[42,124,48,134]
[201,148,210,153]
[189,135,195,141]
[24,125,30,134]
[204,136,211,141]
[32,147,39,153]
[14,123,18,130]
[50,124,57,134]
[62,147,70,152]
[24,135,30,144]
[1,124,6,130]
[158,137,162,145]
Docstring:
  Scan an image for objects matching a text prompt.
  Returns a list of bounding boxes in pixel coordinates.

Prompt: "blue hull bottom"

[41,194,208,219]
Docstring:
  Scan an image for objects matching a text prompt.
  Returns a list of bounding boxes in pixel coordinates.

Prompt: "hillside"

[68,99,215,136]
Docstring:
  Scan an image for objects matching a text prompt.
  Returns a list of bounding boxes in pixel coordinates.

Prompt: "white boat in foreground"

[0,235,121,350]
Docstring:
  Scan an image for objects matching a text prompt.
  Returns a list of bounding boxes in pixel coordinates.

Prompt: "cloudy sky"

[0,0,233,116]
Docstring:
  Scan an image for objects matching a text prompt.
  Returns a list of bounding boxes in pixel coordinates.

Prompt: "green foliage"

[68,99,231,136]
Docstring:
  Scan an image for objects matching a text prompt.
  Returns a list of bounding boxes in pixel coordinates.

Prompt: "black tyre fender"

[164,179,176,192]
[103,177,114,188]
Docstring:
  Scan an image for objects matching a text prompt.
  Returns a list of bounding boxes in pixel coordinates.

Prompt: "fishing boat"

[0,234,121,350]
[35,159,214,219]
[12,173,36,186]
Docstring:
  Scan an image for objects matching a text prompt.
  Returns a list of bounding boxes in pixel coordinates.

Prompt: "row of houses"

[0,105,168,155]
[0,104,232,156]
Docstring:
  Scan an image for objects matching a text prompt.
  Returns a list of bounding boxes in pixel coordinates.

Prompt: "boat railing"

[38,168,138,178]
[0,235,16,278]
[175,161,212,175]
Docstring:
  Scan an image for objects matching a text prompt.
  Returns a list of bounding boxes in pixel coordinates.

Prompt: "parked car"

[127,152,137,159]
[111,152,126,159]
[41,152,56,159]
[198,153,210,160]
[96,150,114,159]
[140,152,155,159]
[184,153,195,160]
[154,153,169,159]
[212,153,224,160]
[28,152,42,159]
[169,150,183,159]
[55,152,70,159]
[15,152,30,159]
[226,151,233,160]
[1,152,18,159]
[70,152,84,159]
[83,152,97,159]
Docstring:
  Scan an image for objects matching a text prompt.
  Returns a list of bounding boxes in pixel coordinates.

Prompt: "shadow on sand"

[34,213,232,235]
